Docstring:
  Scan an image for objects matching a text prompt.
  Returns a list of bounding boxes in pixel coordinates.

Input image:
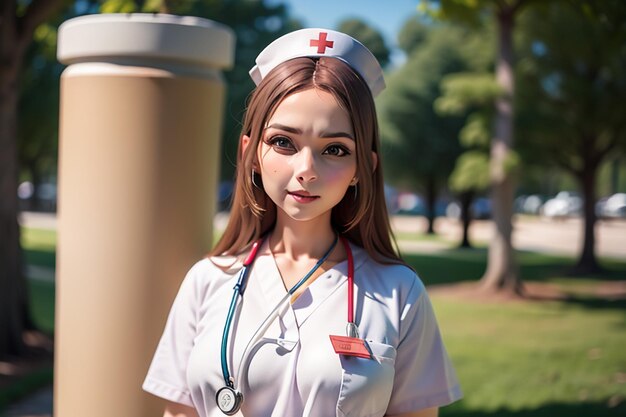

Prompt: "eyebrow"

[265,123,354,141]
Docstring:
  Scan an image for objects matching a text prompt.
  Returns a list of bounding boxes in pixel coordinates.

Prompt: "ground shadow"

[404,247,626,283]
[22,248,55,269]
[404,247,626,312]
[441,401,626,417]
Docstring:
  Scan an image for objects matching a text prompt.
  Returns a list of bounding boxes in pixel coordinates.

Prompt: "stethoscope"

[215,234,358,415]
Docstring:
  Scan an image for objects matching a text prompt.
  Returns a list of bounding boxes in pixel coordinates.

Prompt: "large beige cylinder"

[55,14,234,416]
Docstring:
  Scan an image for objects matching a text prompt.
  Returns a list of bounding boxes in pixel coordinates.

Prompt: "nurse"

[143,28,462,417]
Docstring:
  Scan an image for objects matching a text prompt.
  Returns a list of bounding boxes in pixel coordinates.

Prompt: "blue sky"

[268,0,422,66]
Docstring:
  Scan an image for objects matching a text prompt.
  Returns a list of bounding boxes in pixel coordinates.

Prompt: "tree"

[448,151,491,247]
[434,25,497,248]
[378,21,474,234]
[422,0,534,294]
[516,0,626,273]
[436,74,499,247]
[1,0,70,358]
[337,18,390,68]
[19,20,65,211]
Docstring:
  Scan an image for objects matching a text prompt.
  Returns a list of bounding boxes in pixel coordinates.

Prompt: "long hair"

[210,57,403,265]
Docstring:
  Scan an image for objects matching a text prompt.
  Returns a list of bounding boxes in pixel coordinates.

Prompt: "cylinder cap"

[58,13,235,70]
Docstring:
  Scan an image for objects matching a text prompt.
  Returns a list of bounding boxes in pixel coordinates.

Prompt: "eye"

[323,144,350,157]
[266,135,295,151]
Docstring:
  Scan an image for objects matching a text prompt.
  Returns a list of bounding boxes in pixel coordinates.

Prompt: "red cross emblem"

[310,32,334,54]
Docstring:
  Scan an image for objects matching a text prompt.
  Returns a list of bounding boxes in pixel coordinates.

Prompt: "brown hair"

[209,57,403,265]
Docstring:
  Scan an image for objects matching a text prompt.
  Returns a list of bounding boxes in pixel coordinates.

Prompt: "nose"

[294,148,318,183]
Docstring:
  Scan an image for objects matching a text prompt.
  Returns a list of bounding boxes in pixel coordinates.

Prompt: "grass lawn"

[401,245,626,416]
[434,292,626,416]
[21,227,57,334]
[10,227,626,416]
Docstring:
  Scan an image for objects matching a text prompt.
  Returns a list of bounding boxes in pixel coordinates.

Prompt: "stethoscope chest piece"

[216,386,243,415]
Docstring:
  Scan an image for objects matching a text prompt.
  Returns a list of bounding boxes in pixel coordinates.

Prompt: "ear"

[241,135,259,171]
[371,151,378,172]
[241,134,251,156]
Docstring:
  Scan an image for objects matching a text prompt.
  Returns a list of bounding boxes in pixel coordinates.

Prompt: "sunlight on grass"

[21,228,56,269]
[20,228,57,250]
[433,296,626,415]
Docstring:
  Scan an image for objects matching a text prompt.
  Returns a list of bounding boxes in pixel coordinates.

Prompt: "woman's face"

[256,88,357,225]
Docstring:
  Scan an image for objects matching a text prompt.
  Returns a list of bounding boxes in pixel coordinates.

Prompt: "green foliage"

[436,73,501,116]
[515,0,626,175]
[397,17,429,54]
[458,113,490,147]
[337,18,390,68]
[428,36,496,194]
[449,151,490,192]
[378,22,480,192]
[18,4,76,187]
[100,0,138,13]
[419,0,496,27]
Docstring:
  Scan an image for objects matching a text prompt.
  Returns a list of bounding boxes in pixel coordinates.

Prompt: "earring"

[251,169,262,189]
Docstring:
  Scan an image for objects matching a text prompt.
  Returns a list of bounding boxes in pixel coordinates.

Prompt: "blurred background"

[1,0,625,416]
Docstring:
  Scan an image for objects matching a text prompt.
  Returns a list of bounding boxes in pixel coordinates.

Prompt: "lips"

[287,190,319,203]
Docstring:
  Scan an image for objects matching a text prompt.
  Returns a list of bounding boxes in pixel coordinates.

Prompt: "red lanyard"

[341,236,355,326]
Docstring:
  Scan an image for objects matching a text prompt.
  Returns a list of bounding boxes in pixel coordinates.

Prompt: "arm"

[163,400,200,417]
[387,407,438,417]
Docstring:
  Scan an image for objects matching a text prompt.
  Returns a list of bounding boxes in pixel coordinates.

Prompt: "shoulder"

[354,246,426,301]
[207,254,244,274]
[178,256,241,295]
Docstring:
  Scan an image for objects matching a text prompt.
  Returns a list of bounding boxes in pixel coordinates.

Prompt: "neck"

[269,215,336,262]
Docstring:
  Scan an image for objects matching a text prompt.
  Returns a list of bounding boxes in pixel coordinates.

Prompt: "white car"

[602,193,626,218]
[541,191,582,218]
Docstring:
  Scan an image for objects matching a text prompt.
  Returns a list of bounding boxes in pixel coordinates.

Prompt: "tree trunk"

[572,145,601,274]
[0,25,28,358]
[480,9,522,294]
[425,176,437,235]
[459,191,473,248]
[0,0,66,358]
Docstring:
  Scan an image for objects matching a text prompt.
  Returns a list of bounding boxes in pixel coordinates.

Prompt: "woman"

[143,28,462,417]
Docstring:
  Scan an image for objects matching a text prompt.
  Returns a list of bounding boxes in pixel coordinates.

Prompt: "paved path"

[19,211,626,260]
[3,386,52,417]
[389,215,626,260]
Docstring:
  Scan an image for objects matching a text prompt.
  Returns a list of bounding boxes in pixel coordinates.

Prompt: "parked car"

[600,193,626,219]
[515,194,545,215]
[395,192,426,216]
[446,197,492,220]
[541,191,582,218]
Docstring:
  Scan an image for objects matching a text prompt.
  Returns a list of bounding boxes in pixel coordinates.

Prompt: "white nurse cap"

[249,28,385,97]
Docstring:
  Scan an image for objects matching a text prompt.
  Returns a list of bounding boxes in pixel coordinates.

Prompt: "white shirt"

[143,240,462,416]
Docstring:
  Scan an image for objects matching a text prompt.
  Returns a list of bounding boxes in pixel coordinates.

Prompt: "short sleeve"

[386,278,462,414]
[142,261,204,407]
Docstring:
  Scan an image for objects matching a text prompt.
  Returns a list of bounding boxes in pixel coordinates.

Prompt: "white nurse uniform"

[143,240,462,416]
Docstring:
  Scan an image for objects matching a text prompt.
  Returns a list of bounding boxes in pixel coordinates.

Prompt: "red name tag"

[329,335,371,359]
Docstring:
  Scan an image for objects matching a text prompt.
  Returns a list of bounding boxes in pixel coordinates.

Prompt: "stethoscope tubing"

[219,239,262,387]
[220,235,348,390]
